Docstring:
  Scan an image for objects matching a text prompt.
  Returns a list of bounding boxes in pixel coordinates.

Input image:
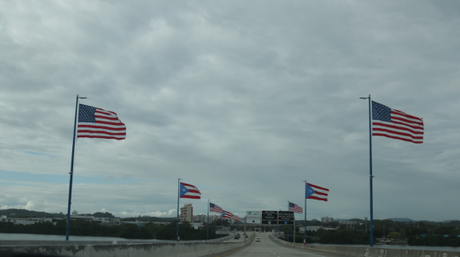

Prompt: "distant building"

[321,216,333,223]
[194,214,206,223]
[180,204,193,223]
[299,226,337,232]
[190,222,205,229]
[209,215,221,223]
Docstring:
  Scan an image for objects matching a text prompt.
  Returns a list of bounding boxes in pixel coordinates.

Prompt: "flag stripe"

[372,133,423,144]
[372,129,423,141]
[77,130,126,136]
[78,125,127,131]
[78,135,125,140]
[181,195,201,199]
[372,122,424,135]
[307,196,327,201]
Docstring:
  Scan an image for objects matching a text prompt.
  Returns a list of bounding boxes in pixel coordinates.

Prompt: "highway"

[221,232,348,257]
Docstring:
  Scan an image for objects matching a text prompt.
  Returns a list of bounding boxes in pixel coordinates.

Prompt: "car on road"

[234,234,240,239]
[255,237,260,242]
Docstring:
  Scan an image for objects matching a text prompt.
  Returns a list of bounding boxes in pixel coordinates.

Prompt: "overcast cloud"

[1,0,460,222]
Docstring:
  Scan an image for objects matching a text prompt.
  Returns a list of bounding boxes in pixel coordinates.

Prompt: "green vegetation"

[278,219,460,246]
[3,209,460,245]
[0,209,65,219]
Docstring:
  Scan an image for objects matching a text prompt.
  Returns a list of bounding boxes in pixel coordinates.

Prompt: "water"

[0,233,154,242]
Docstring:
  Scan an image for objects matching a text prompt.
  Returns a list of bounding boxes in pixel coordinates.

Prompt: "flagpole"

[206,199,210,240]
[244,214,246,242]
[288,201,295,243]
[66,94,86,241]
[303,180,307,244]
[361,94,374,247]
[287,201,290,242]
[177,177,181,242]
[293,211,296,243]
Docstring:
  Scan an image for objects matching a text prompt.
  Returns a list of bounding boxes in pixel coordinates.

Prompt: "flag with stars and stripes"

[210,202,223,214]
[288,202,303,214]
[77,104,126,140]
[372,101,424,144]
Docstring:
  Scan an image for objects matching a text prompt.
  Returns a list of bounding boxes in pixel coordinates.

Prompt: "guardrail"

[270,235,460,257]
[0,233,254,257]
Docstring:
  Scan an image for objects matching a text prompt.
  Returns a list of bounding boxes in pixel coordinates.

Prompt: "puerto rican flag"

[221,210,232,219]
[306,183,329,202]
[179,182,201,199]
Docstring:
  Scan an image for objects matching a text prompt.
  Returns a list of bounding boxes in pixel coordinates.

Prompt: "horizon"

[2,208,459,223]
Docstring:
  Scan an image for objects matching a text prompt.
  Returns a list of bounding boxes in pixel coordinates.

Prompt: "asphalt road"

[221,233,348,257]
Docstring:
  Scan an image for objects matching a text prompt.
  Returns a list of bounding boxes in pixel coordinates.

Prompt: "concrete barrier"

[0,234,254,257]
[270,235,460,257]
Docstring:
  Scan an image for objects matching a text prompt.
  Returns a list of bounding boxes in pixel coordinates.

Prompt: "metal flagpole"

[277,210,279,237]
[360,94,374,247]
[303,180,307,244]
[293,213,296,243]
[66,94,86,241]
[287,201,291,243]
[220,214,223,237]
[206,199,210,240]
[177,177,181,242]
[244,214,246,242]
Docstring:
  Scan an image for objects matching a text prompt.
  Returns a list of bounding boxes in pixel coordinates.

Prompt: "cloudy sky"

[1,1,459,222]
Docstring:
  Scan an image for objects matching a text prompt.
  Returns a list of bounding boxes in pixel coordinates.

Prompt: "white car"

[255,237,261,242]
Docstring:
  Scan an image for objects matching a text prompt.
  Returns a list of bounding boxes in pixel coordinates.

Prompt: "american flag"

[306,183,329,202]
[210,203,223,214]
[221,210,232,219]
[372,101,424,144]
[179,182,201,199]
[77,104,126,140]
[288,202,303,214]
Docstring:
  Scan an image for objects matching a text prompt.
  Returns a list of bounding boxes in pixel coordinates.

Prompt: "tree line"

[277,219,460,246]
[0,219,222,240]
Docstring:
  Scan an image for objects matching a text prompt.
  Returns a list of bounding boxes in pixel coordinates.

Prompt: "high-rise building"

[180,204,193,222]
